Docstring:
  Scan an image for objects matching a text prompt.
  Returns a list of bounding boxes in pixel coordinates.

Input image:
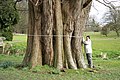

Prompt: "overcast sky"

[89,0,120,24]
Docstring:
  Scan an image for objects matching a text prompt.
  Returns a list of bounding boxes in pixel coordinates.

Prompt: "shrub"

[4,42,26,55]
[0,61,14,68]
[2,32,13,41]
[10,42,26,55]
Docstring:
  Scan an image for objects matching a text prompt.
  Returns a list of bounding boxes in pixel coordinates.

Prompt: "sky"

[89,0,120,24]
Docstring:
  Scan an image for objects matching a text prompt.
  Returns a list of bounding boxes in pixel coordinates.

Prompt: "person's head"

[86,36,90,40]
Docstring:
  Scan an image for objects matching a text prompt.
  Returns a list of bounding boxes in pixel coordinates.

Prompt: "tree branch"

[35,0,39,6]
[95,0,111,9]
[96,0,119,9]
[83,0,92,9]
[29,0,42,6]
[103,0,119,4]
[92,2,98,13]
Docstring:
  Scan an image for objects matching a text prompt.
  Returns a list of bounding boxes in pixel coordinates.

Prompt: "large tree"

[22,0,92,69]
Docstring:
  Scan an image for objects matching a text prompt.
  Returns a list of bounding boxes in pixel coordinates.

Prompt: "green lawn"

[13,34,27,42]
[85,32,120,51]
[0,54,120,80]
[12,32,120,52]
[0,32,120,80]
[12,32,120,51]
[84,32,120,59]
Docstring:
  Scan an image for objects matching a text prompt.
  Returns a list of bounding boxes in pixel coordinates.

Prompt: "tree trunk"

[116,30,120,37]
[22,1,42,68]
[72,12,87,68]
[41,0,53,66]
[72,0,92,68]
[22,0,92,69]
[62,0,77,69]
[54,0,63,69]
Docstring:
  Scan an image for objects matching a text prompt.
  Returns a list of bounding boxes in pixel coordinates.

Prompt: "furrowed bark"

[72,0,92,68]
[62,0,77,69]
[54,0,63,69]
[22,0,93,69]
[41,0,53,66]
[22,0,42,68]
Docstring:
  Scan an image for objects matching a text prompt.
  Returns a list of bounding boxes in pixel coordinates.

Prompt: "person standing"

[83,36,93,68]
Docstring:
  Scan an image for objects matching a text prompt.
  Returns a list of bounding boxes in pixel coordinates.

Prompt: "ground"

[0,32,120,80]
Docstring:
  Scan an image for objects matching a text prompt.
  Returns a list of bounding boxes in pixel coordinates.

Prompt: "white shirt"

[83,38,92,53]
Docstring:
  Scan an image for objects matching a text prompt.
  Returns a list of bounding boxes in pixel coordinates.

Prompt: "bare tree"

[103,6,120,37]
[87,17,100,32]
[95,0,120,37]
[109,9,120,37]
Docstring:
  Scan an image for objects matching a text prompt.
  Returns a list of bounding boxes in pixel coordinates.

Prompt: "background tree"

[14,0,28,34]
[101,24,110,37]
[22,0,92,69]
[110,9,120,37]
[0,0,19,40]
[98,0,120,37]
[86,17,100,32]
[104,9,120,37]
[92,19,100,32]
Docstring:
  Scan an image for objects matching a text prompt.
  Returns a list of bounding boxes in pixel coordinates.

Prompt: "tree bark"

[62,0,77,69]
[41,0,53,66]
[54,0,63,69]
[72,12,87,68]
[22,0,42,68]
[22,0,93,69]
[72,0,92,68]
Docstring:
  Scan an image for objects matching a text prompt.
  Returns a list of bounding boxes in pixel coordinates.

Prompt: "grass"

[84,31,120,59]
[0,31,120,80]
[0,54,120,80]
[84,31,119,39]
[0,54,23,63]
[13,34,27,42]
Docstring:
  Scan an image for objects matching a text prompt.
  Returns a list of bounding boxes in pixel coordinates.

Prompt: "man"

[83,36,93,68]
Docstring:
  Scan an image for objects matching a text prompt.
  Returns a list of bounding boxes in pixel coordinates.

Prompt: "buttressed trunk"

[41,0,53,66]
[62,0,77,69]
[54,0,63,69]
[71,0,92,68]
[22,0,42,68]
[22,0,92,69]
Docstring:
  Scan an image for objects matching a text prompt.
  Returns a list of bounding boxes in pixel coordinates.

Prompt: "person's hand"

[82,37,85,42]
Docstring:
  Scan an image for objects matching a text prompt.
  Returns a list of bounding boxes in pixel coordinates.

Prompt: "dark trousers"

[86,53,93,68]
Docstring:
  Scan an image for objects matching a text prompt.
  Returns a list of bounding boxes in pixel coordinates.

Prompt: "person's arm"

[82,37,90,45]
[82,37,85,44]
[83,41,89,45]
